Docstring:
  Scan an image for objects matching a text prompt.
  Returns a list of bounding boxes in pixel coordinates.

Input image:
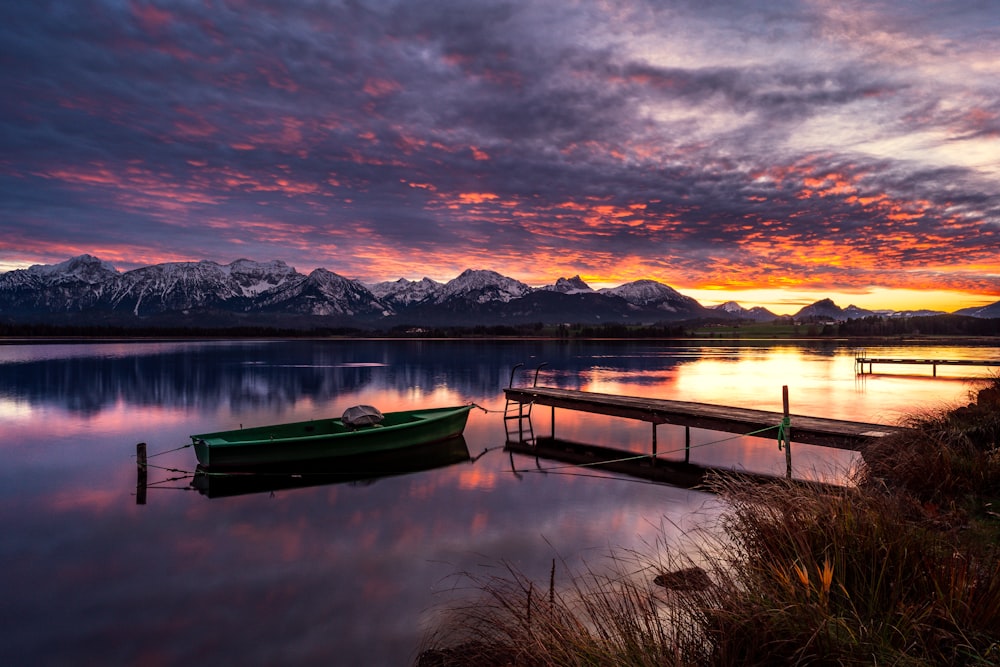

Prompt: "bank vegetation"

[3,313,998,341]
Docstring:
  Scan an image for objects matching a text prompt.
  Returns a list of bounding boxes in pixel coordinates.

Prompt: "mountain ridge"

[1,255,997,328]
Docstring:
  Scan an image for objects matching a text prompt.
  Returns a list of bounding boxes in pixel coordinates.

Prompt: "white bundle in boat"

[342,404,384,427]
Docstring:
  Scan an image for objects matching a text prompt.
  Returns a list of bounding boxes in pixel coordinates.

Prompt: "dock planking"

[503,387,903,450]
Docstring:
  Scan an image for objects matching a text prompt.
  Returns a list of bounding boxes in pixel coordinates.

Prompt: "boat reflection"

[191,435,471,498]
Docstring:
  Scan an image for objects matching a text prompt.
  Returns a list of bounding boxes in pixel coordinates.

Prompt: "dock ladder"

[503,363,548,444]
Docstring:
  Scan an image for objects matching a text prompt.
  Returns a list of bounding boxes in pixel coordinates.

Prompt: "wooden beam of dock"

[503,387,903,450]
[855,357,1000,376]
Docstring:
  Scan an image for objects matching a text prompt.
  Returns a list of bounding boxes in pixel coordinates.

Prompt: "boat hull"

[191,405,473,469]
[192,435,472,498]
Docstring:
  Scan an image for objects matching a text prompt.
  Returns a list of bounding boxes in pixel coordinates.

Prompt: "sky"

[1,0,999,315]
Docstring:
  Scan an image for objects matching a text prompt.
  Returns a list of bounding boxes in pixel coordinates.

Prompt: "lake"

[1,338,996,665]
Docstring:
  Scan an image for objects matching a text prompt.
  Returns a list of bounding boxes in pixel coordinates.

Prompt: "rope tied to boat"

[472,401,530,414]
[139,443,192,459]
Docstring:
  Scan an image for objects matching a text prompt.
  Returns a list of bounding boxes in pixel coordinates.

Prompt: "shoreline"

[2,333,1000,345]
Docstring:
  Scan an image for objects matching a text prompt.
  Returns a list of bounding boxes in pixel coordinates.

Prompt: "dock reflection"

[191,435,471,498]
[505,434,842,491]
[506,436,708,488]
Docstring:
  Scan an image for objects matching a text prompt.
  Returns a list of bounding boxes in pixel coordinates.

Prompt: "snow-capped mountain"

[228,259,301,296]
[0,254,119,312]
[0,256,310,318]
[254,269,391,317]
[1,255,995,329]
[599,279,705,314]
[368,277,443,308]
[432,269,533,305]
[106,259,301,315]
[27,254,118,284]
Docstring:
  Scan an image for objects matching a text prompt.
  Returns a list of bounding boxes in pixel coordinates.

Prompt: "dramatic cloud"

[1,0,998,310]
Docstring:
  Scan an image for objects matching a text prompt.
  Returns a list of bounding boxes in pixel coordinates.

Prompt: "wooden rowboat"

[191,435,472,498]
[191,404,474,469]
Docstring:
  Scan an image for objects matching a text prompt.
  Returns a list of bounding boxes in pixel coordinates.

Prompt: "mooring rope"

[473,400,532,414]
[144,474,195,488]
[138,443,192,459]
[144,461,194,475]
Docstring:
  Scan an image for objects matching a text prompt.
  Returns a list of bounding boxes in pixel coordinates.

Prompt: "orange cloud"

[456,192,500,204]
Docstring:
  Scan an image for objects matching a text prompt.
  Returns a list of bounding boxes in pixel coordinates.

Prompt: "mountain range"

[1,254,997,329]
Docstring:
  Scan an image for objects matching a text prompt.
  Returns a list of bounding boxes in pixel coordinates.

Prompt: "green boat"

[191,435,472,498]
[190,404,474,469]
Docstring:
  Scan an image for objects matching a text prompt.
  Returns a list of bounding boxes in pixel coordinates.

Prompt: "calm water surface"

[1,339,996,665]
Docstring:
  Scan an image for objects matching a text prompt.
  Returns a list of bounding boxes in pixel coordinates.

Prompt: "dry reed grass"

[418,377,1000,666]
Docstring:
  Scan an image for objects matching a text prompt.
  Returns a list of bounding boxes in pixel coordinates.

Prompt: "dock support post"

[685,426,691,464]
[651,423,657,459]
[136,442,147,505]
[782,386,792,479]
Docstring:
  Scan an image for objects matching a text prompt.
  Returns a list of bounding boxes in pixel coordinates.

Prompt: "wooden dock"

[503,387,903,451]
[855,356,1000,376]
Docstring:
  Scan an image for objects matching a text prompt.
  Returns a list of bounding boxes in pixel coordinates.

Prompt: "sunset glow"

[1,1,998,312]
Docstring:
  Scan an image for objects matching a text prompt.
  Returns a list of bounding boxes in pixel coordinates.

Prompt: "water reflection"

[1,339,997,665]
[3,340,992,419]
[0,340,720,416]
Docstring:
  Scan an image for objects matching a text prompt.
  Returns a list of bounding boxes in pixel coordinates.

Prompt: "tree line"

[0,314,997,339]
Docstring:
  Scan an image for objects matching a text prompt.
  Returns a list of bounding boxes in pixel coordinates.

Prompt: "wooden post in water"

[684,426,691,464]
[782,386,792,479]
[136,442,147,505]
[551,406,556,440]
[651,423,657,461]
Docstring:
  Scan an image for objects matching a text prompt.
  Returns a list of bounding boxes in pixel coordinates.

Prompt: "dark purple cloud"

[1,0,998,307]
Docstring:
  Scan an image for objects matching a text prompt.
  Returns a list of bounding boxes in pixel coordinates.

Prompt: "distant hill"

[794,298,875,321]
[955,301,1000,319]
[712,301,779,322]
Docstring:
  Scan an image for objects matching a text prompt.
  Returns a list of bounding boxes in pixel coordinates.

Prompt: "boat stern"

[191,437,210,467]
